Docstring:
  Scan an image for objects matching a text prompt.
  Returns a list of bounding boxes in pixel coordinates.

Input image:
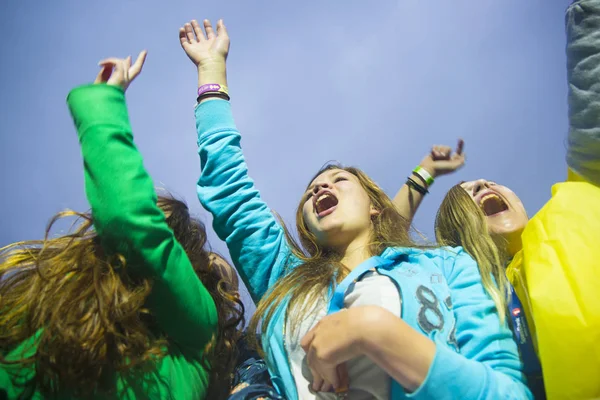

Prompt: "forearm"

[68,85,156,241]
[363,307,532,399]
[392,165,434,226]
[566,0,600,186]
[392,184,426,226]
[364,309,435,391]
[197,63,228,104]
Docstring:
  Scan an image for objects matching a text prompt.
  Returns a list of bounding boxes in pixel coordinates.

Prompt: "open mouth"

[479,193,509,216]
[314,191,339,217]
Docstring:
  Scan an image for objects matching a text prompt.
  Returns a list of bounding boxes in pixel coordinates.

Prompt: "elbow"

[91,209,134,243]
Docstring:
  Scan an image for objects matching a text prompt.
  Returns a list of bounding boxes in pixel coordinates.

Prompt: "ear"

[370,205,380,218]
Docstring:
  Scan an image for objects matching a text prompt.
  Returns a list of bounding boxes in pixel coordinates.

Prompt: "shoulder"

[385,246,470,264]
[390,246,478,282]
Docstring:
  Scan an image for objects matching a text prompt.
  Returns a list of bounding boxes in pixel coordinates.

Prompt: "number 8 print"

[416,285,445,334]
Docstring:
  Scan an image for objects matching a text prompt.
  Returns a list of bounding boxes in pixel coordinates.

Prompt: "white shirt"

[285,271,402,399]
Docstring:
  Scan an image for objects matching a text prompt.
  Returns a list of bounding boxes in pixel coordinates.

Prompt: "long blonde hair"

[0,196,243,399]
[248,164,417,344]
[435,184,510,324]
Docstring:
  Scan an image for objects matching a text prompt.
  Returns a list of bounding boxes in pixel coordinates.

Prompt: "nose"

[472,179,490,196]
[312,181,332,194]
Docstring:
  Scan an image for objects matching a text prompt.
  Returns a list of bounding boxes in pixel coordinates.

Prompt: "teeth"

[316,194,330,206]
[480,193,501,204]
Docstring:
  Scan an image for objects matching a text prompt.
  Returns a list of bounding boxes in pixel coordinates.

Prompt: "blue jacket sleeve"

[566,0,600,186]
[409,248,532,399]
[195,99,293,302]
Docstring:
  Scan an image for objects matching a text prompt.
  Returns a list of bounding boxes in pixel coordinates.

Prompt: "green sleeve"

[67,84,217,352]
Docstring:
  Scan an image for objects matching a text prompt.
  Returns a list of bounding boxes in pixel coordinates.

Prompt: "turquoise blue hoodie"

[194,100,532,399]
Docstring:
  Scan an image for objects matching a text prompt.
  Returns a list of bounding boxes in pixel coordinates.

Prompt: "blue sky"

[0,0,572,314]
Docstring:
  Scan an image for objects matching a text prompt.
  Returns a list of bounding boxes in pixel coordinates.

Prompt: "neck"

[506,233,523,257]
[335,231,373,271]
[494,229,523,258]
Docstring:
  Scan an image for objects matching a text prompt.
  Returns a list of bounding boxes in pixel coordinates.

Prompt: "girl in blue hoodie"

[179,18,532,400]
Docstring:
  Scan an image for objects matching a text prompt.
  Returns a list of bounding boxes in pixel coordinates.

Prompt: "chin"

[311,225,340,244]
[312,216,343,232]
[488,218,528,237]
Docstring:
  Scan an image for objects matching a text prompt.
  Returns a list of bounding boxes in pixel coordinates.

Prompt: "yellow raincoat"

[506,171,600,399]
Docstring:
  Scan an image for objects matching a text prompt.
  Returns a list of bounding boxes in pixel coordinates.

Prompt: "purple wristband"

[197,83,227,97]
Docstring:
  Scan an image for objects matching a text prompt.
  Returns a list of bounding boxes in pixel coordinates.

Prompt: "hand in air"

[419,139,466,178]
[179,19,229,69]
[94,51,147,92]
[300,308,372,393]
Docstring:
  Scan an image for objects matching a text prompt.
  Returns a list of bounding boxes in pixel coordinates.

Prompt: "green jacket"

[0,84,218,399]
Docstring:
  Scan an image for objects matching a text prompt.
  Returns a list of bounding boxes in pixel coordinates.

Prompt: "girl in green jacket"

[0,52,242,399]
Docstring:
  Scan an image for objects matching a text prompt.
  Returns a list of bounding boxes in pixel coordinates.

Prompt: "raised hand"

[419,139,466,178]
[94,51,147,92]
[179,19,229,70]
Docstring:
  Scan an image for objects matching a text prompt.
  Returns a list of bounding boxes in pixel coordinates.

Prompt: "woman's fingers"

[178,27,189,46]
[456,138,465,155]
[216,19,228,37]
[129,50,147,80]
[191,20,205,41]
[184,23,196,43]
[204,19,215,39]
[94,64,113,84]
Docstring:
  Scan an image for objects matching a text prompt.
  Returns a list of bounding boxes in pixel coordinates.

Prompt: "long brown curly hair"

[0,195,243,399]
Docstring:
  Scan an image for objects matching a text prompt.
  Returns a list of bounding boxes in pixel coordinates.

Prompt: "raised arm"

[179,19,292,302]
[67,55,217,351]
[392,140,465,226]
[566,0,600,186]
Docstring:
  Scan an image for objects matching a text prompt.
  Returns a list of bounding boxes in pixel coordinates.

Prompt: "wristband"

[196,92,230,105]
[406,177,428,195]
[413,166,434,187]
[197,83,229,97]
